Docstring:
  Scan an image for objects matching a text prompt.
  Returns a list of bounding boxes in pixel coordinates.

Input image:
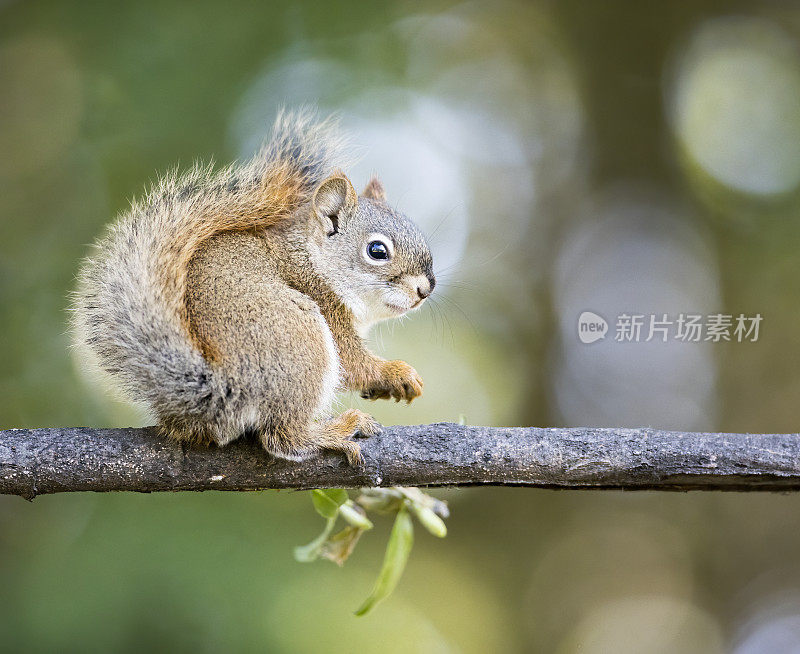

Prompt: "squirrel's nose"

[416,274,435,299]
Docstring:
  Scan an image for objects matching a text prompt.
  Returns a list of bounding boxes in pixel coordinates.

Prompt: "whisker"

[427,206,458,243]
[435,294,478,339]
[428,299,453,348]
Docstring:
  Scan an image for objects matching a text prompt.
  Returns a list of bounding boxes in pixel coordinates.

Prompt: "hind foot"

[316,409,382,467]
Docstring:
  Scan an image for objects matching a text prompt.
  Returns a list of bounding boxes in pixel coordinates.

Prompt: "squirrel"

[73,109,435,466]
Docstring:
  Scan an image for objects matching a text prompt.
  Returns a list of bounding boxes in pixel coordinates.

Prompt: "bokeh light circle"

[669,17,800,196]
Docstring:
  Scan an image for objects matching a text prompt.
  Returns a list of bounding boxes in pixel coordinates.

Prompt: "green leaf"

[409,504,447,538]
[339,501,373,530]
[311,489,345,519]
[354,505,414,616]
[322,488,349,506]
[294,516,337,563]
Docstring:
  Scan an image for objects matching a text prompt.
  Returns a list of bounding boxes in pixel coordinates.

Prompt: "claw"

[355,417,382,438]
[344,443,364,467]
[360,360,424,404]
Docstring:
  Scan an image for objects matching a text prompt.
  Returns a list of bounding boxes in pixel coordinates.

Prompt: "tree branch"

[2,424,800,499]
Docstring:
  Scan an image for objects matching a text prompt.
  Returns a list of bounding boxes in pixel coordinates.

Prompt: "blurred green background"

[3,0,800,651]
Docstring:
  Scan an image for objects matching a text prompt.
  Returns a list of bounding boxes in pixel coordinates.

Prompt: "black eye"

[367,240,389,261]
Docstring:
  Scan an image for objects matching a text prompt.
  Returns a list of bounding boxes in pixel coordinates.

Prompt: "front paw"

[361,360,424,403]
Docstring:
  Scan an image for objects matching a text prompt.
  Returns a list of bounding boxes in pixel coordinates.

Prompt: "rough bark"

[2,425,800,499]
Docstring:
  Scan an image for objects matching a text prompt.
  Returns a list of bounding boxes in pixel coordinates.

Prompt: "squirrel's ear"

[312,174,358,236]
[362,176,387,202]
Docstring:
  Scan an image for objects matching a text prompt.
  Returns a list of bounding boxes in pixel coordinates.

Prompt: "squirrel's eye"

[367,240,390,261]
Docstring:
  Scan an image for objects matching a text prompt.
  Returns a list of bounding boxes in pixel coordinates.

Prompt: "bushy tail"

[72,109,344,427]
